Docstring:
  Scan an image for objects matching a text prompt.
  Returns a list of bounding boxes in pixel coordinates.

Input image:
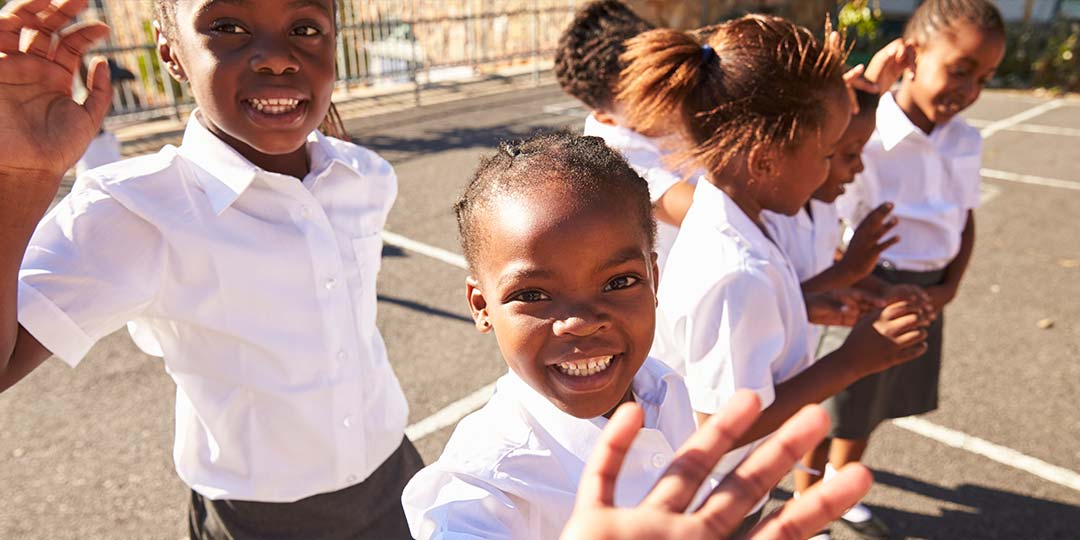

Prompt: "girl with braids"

[826,2,1005,536]
[0,1,420,538]
[620,15,934,526]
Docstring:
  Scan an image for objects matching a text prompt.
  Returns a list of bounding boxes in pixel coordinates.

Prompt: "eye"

[603,275,640,292]
[292,24,321,37]
[211,21,248,34]
[511,290,550,303]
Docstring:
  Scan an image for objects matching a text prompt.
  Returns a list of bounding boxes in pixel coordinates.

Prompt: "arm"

[926,211,976,311]
[564,394,874,540]
[801,202,899,295]
[653,181,695,227]
[0,1,111,377]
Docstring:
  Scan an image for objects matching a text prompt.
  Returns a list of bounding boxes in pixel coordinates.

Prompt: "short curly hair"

[455,132,655,273]
[553,1,653,112]
[904,0,1005,45]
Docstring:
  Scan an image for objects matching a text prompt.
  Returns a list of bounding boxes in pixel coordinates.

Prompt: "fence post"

[532,0,541,85]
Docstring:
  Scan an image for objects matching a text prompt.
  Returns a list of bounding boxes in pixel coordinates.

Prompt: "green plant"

[997,20,1080,92]
[838,0,882,42]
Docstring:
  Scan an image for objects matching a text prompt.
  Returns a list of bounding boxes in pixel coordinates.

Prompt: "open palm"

[0,0,110,183]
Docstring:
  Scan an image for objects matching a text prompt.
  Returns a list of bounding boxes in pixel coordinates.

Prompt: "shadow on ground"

[772,469,1080,539]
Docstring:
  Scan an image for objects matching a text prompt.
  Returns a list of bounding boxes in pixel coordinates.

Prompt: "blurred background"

[1,0,1077,124]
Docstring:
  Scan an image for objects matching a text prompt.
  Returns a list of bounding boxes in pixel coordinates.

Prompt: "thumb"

[83,55,112,128]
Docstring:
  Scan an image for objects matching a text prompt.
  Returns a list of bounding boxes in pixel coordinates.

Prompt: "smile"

[244,98,302,114]
[555,355,613,377]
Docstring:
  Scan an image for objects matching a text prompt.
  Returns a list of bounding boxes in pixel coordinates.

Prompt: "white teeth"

[556,356,614,377]
[247,98,301,114]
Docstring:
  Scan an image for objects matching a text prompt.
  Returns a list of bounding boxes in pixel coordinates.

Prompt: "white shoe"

[807,531,832,540]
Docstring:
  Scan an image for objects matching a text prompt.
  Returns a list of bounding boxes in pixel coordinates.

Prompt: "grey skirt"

[188,436,423,540]
[821,265,946,440]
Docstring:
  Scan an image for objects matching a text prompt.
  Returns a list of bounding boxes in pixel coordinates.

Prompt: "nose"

[552,303,611,337]
[853,155,865,175]
[249,34,300,75]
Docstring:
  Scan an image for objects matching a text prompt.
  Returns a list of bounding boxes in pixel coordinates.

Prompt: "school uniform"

[583,114,696,274]
[651,180,815,513]
[18,113,421,539]
[762,200,842,348]
[401,358,716,540]
[831,91,983,438]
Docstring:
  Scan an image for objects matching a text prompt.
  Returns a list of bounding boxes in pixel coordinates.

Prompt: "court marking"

[981,168,1080,192]
[387,231,1080,493]
[967,119,1080,138]
[978,99,1066,138]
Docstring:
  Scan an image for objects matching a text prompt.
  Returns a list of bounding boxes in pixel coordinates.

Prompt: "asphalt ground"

[1,85,1078,539]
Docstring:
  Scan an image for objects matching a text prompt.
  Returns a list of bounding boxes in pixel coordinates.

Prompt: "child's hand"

[883,284,936,320]
[0,0,111,184]
[864,38,914,93]
[924,284,958,313]
[845,301,930,377]
[839,203,899,282]
[805,288,883,327]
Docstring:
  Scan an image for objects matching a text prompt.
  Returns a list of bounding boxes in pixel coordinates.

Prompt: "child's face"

[813,112,876,203]
[466,182,658,419]
[160,0,337,158]
[903,23,1005,126]
[757,88,852,216]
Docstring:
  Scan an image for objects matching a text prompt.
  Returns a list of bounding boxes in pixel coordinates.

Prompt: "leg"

[829,437,869,469]
[795,437,832,494]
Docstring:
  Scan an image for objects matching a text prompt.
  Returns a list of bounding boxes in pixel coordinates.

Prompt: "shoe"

[839,511,890,540]
[807,530,832,540]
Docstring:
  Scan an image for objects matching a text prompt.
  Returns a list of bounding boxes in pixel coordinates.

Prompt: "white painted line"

[979,99,1065,139]
[382,230,468,270]
[967,120,1080,138]
[981,168,1080,192]
[405,381,497,441]
[892,416,1080,492]
[979,182,1001,204]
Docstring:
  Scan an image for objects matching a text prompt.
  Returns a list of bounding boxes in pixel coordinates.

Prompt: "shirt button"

[298,205,311,219]
[651,453,668,469]
[337,350,347,362]
[325,278,338,290]
[346,474,357,483]
[343,416,352,428]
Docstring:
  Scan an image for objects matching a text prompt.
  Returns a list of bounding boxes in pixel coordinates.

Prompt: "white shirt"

[583,114,694,274]
[76,130,122,175]
[651,181,814,501]
[762,200,842,348]
[836,91,982,271]
[402,358,711,540]
[18,114,408,503]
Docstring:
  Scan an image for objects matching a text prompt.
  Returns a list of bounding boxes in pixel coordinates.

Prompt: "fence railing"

[83,1,583,123]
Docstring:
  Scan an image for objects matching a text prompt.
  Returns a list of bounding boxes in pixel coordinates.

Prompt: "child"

[401,132,725,540]
[0,1,420,538]
[553,0,694,273]
[619,15,933,521]
[830,1,1006,536]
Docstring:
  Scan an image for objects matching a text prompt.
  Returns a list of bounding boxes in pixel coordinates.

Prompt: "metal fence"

[81,0,583,123]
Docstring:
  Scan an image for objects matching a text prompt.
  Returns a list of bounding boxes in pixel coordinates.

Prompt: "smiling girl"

[0,0,419,538]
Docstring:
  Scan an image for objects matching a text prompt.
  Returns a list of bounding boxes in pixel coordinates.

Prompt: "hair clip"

[701,44,716,63]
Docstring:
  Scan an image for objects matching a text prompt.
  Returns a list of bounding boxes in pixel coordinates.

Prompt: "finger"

[575,402,645,509]
[1,0,54,27]
[52,20,107,73]
[0,13,21,51]
[747,464,873,540]
[846,76,879,95]
[896,342,929,362]
[880,300,919,320]
[644,390,761,512]
[83,54,112,125]
[894,328,929,349]
[38,0,88,34]
[842,64,865,82]
[873,235,901,253]
[697,405,830,532]
[20,26,54,58]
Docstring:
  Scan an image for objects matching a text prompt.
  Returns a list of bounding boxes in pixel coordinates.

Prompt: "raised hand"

[561,391,874,540]
[0,0,110,185]
[839,202,899,282]
[864,38,914,92]
[846,300,931,377]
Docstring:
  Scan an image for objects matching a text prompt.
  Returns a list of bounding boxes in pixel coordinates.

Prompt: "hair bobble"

[701,44,716,64]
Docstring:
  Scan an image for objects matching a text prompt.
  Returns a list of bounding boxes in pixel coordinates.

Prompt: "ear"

[746,144,777,182]
[155,21,187,83]
[649,251,660,306]
[592,109,620,127]
[465,276,493,334]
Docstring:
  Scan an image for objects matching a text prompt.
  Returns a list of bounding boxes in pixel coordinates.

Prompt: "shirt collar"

[694,180,778,250]
[502,358,679,460]
[876,91,922,152]
[177,111,356,215]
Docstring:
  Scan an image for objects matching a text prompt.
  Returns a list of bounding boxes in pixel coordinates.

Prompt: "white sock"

[824,463,873,523]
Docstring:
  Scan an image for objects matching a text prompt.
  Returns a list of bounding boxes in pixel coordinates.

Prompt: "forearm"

[0,172,59,367]
[730,349,862,447]
[653,181,695,227]
[853,274,889,296]
[801,264,859,295]
[941,212,976,290]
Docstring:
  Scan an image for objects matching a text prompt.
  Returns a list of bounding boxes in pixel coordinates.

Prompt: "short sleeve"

[402,469,527,540]
[962,138,984,211]
[17,180,165,367]
[621,147,682,203]
[681,272,785,414]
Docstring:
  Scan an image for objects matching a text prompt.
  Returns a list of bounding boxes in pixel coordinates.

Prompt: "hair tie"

[504,144,521,158]
[701,44,716,63]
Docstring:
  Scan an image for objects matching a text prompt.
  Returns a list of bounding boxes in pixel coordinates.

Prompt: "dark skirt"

[188,436,424,540]
[821,266,947,440]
